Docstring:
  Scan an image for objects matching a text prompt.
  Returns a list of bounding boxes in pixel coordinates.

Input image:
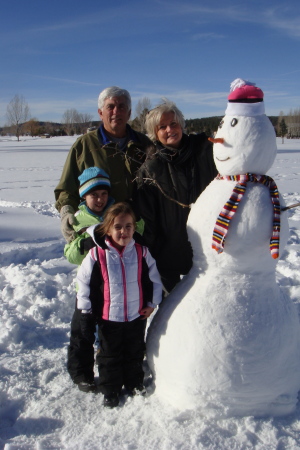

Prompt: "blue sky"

[1,0,300,126]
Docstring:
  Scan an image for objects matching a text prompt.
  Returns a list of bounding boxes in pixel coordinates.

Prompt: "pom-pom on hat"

[225,78,265,117]
[78,167,111,198]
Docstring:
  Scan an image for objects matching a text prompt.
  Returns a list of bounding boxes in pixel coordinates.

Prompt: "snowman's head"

[211,78,277,176]
[213,114,277,175]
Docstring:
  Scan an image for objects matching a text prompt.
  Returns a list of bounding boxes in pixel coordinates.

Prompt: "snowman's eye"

[219,120,224,129]
[231,118,238,127]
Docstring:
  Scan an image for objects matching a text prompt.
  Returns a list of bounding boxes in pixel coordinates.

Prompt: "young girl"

[76,202,163,408]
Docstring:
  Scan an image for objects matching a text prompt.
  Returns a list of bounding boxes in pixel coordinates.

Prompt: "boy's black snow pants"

[98,317,146,395]
[67,306,95,384]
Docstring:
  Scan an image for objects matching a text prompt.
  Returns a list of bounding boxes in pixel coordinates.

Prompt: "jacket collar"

[105,237,135,255]
[86,225,136,253]
[78,197,114,217]
[98,124,137,145]
[155,134,191,164]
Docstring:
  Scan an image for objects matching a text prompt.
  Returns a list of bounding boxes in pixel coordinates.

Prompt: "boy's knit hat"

[78,167,111,198]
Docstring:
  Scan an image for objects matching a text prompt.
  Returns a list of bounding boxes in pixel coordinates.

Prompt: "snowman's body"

[146,114,300,417]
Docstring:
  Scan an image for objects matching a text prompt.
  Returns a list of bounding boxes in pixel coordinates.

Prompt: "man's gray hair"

[98,86,131,111]
[145,99,185,142]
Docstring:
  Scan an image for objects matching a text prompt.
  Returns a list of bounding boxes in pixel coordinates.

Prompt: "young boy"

[64,167,114,265]
[66,167,114,392]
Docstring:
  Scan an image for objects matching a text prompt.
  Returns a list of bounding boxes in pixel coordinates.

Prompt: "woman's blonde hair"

[96,202,136,236]
[145,99,185,142]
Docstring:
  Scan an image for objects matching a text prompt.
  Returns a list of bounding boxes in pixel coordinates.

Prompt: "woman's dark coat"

[135,133,217,292]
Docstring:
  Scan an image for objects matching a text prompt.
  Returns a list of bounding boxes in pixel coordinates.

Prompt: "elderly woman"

[135,101,217,293]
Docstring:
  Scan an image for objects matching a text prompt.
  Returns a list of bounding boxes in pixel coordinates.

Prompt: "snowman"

[146,79,300,417]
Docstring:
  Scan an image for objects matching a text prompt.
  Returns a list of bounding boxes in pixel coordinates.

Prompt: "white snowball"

[214,115,277,175]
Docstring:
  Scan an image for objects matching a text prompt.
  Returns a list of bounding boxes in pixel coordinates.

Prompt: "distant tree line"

[61,109,94,136]
[185,116,279,136]
[129,96,281,138]
[3,94,299,141]
[277,109,300,139]
[2,95,98,138]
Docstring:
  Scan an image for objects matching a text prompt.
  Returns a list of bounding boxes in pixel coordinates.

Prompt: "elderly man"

[55,86,151,242]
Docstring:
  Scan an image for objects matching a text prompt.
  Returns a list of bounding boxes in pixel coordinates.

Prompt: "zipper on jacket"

[120,256,128,322]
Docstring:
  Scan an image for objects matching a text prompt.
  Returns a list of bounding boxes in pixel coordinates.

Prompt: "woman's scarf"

[154,135,201,203]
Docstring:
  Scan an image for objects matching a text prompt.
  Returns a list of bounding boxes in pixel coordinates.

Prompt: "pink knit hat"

[225,78,265,116]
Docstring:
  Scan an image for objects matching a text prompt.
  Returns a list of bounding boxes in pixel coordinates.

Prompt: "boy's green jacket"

[64,199,114,266]
[64,199,145,266]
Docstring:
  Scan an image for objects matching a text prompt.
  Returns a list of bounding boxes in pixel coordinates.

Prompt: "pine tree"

[279,118,288,143]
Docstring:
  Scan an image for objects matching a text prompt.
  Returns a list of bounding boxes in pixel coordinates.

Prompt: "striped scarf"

[212,173,281,259]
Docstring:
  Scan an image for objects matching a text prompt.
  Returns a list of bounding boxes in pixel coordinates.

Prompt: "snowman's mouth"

[216,156,230,161]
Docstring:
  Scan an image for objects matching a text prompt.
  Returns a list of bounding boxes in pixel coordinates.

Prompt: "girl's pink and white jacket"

[76,231,163,322]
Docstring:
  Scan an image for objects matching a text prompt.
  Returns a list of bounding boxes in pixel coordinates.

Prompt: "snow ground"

[0,135,300,450]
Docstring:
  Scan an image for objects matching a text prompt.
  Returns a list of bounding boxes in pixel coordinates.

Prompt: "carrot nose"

[208,137,224,144]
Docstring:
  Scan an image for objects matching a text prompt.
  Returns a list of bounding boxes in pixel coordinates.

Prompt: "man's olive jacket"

[55,126,151,212]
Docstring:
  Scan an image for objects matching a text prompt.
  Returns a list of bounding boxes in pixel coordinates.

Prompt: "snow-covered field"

[0,135,300,450]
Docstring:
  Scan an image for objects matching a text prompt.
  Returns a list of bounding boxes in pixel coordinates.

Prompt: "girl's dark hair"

[96,202,136,236]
